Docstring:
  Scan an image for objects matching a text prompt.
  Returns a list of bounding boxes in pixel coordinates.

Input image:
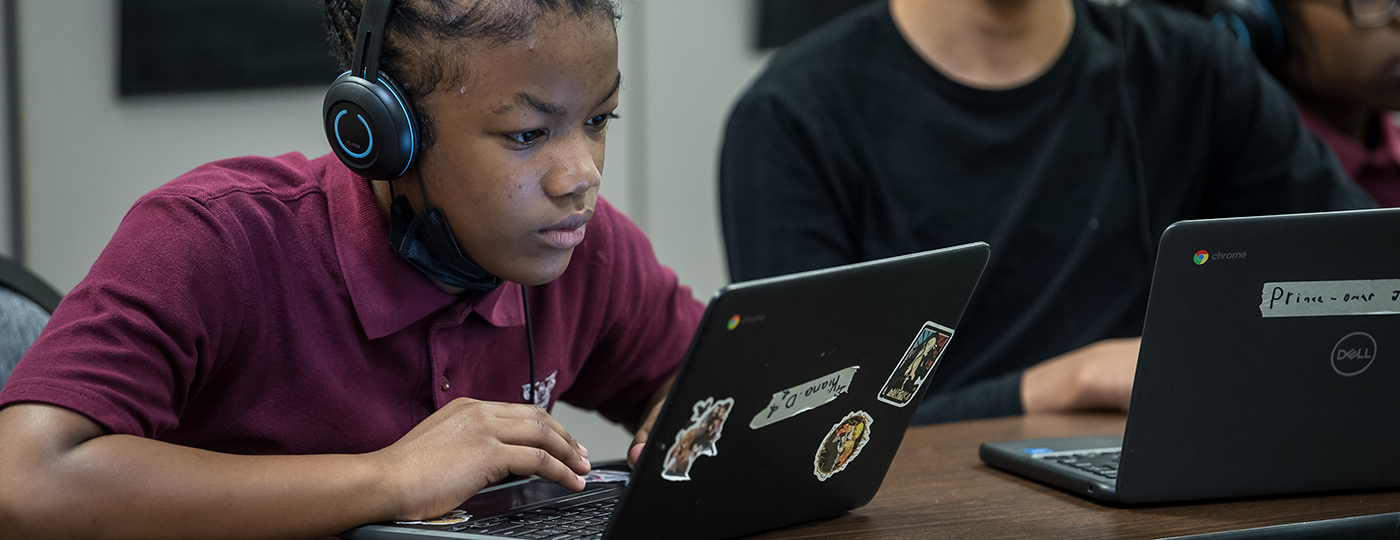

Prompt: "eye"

[586,113,619,130]
[507,129,547,146]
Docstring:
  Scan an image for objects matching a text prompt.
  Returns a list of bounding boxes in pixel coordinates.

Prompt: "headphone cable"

[1117,3,1156,265]
[522,283,538,407]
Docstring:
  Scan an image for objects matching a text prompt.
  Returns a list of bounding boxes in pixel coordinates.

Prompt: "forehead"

[443,14,619,106]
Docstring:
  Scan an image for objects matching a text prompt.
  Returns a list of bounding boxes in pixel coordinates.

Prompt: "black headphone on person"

[1201,0,1289,68]
[323,0,418,181]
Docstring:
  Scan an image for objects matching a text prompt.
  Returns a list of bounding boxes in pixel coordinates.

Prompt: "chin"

[508,251,575,286]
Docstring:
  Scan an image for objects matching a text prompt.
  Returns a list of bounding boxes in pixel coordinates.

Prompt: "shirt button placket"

[429,322,452,407]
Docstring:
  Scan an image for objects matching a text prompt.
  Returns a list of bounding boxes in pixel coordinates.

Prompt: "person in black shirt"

[720,0,1373,424]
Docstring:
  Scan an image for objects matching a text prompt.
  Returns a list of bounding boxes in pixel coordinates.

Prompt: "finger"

[495,403,587,461]
[627,399,666,467]
[501,445,587,492]
[629,399,665,449]
[491,412,591,475]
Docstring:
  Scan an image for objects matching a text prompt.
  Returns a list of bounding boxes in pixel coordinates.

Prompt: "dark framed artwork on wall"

[119,0,339,95]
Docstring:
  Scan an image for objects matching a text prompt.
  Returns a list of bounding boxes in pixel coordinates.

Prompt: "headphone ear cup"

[1202,0,1287,68]
[323,71,418,180]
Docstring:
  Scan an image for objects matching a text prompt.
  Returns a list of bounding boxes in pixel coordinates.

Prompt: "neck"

[370,170,427,217]
[1291,91,1380,148]
[370,173,469,295]
[890,0,1075,89]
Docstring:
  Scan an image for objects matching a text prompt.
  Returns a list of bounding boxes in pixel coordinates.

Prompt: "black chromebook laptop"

[981,208,1400,505]
[344,242,989,539]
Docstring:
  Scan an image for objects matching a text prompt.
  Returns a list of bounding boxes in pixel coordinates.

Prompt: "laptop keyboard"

[1047,451,1121,480]
[447,489,620,539]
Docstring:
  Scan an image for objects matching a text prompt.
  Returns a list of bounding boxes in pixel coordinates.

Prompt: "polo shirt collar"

[1299,109,1400,179]
[321,155,524,339]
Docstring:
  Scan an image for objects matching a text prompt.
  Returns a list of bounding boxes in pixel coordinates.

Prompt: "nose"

[542,132,602,199]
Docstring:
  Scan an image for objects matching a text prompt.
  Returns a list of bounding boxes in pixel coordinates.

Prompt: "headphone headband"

[352,0,394,81]
[1203,0,1288,68]
[323,0,419,180]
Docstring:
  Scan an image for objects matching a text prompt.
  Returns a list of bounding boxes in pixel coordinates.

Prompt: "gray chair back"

[0,256,61,390]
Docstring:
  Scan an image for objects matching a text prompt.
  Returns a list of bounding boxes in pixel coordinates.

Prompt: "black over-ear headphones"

[323,0,418,181]
[1201,0,1288,68]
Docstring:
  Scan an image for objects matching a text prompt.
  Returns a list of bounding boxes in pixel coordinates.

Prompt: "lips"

[539,212,591,250]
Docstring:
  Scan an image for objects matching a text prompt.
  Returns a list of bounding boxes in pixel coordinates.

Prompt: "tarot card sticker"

[813,411,873,482]
[661,397,736,482]
[877,322,954,407]
[394,509,471,526]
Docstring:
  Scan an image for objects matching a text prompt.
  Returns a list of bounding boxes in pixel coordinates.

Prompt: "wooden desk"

[751,413,1400,539]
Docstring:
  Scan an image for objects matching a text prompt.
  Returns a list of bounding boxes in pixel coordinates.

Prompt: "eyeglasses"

[1343,0,1400,27]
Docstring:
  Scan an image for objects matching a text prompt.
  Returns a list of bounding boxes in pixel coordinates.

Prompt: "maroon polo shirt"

[1300,109,1400,207]
[0,153,704,456]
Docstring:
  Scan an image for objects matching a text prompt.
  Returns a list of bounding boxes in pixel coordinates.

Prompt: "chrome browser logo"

[727,315,740,330]
[1193,250,1209,265]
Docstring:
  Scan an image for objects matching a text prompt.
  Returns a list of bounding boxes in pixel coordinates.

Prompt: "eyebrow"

[494,72,623,117]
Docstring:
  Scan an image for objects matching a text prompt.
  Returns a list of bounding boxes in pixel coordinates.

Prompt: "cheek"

[1294,10,1384,84]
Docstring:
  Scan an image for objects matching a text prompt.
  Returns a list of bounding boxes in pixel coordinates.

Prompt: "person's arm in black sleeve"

[720,87,860,282]
[913,371,1025,424]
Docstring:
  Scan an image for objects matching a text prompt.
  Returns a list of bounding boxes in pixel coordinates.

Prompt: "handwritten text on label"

[749,366,859,430]
[1260,279,1400,318]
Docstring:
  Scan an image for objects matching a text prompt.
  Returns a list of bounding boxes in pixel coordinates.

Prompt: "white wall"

[12,0,771,462]
[20,3,331,291]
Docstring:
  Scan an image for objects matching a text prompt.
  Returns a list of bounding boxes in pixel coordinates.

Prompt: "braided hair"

[323,0,620,150]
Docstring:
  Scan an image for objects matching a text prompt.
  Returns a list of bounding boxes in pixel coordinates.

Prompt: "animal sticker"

[661,397,735,481]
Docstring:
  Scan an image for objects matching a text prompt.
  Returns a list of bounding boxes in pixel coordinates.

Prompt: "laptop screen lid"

[606,242,988,539]
[1116,208,1400,504]
[342,242,988,539]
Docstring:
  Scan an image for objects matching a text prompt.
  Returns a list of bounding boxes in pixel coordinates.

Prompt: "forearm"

[0,406,395,540]
[1020,337,1140,414]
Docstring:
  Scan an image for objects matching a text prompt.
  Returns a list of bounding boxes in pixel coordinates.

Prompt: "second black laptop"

[981,208,1400,504]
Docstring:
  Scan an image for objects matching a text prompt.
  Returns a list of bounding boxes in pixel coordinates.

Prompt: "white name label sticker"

[1260,279,1400,318]
[749,366,859,430]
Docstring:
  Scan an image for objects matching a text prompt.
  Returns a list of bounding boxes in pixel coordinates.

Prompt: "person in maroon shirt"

[0,1,705,538]
[1188,0,1400,204]
[1279,0,1400,206]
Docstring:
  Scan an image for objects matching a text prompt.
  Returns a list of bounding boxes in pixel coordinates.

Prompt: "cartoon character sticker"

[877,322,954,407]
[661,397,735,482]
[814,411,873,481]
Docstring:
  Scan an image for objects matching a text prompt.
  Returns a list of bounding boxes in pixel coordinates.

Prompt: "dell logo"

[1331,332,1377,377]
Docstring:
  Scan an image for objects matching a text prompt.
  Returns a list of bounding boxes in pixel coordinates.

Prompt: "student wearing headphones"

[719,0,1374,424]
[0,0,703,537]
[1197,0,1400,205]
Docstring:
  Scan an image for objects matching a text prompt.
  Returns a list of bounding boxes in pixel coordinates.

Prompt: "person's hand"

[368,398,591,522]
[1020,337,1140,414]
[627,377,675,468]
